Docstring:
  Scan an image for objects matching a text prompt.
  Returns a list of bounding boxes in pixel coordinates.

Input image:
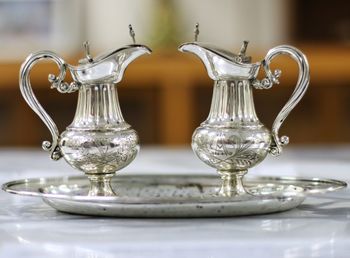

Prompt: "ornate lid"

[69,44,151,84]
[179,41,260,80]
[178,24,260,80]
[69,25,151,84]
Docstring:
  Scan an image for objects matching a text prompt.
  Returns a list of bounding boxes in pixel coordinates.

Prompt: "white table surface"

[0,146,349,258]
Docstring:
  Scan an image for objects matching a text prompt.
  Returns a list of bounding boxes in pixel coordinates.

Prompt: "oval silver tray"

[2,175,347,217]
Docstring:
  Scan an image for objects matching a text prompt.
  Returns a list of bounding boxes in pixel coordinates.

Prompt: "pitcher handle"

[255,45,310,156]
[19,51,69,160]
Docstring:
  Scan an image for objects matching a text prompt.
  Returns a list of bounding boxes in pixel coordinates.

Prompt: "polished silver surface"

[19,27,151,196]
[69,44,151,85]
[4,174,344,217]
[19,51,66,161]
[179,42,260,80]
[3,174,346,217]
[179,38,310,198]
[262,46,310,156]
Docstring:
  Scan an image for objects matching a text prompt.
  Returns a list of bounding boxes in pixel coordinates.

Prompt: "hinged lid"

[68,25,151,85]
[178,24,260,80]
[179,41,260,80]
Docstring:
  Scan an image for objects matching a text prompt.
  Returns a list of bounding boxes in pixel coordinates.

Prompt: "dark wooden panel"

[294,0,350,42]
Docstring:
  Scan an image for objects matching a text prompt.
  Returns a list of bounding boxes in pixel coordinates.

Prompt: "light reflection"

[1,216,347,258]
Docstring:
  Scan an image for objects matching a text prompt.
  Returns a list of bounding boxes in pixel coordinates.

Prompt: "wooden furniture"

[0,44,350,146]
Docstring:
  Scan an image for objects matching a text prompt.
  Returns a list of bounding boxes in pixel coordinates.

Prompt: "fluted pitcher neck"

[204,80,261,127]
[68,83,129,131]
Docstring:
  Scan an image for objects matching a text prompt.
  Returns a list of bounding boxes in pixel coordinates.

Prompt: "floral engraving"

[61,130,138,174]
[194,131,267,171]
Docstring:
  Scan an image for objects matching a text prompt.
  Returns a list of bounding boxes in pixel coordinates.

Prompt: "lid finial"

[83,41,93,63]
[129,24,136,44]
[239,40,249,57]
[194,22,200,42]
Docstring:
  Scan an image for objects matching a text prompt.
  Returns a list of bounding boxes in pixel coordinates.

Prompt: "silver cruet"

[179,24,310,197]
[19,26,151,196]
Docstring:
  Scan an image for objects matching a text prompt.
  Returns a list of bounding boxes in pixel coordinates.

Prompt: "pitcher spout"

[179,42,260,81]
[69,44,152,85]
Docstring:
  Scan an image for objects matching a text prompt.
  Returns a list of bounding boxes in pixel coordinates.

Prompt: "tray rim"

[2,174,347,204]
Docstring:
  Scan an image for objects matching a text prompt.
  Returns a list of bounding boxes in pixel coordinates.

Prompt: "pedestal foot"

[218,170,248,197]
[87,174,116,196]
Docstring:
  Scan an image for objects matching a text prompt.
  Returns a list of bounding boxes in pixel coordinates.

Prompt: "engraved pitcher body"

[19,28,151,196]
[179,40,309,196]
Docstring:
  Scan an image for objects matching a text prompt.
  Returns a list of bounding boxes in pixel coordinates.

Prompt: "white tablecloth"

[0,146,349,258]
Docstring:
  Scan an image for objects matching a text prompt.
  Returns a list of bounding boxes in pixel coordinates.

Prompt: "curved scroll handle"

[261,45,310,156]
[19,51,68,160]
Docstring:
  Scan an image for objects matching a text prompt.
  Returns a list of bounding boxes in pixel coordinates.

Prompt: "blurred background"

[0,0,349,147]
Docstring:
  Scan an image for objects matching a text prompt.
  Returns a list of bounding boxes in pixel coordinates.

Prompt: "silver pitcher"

[20,26,151,196]
[179,27,309,197]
